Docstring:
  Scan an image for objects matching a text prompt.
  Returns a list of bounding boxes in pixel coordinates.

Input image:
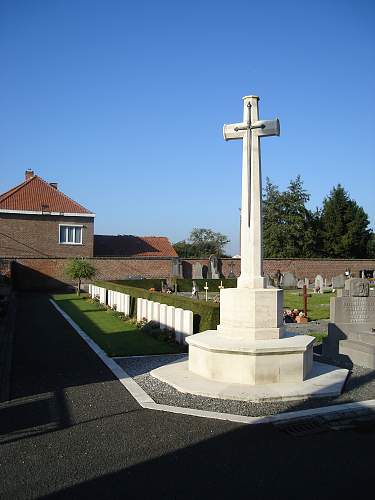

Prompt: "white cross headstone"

[223,96,279,289]
[204,281,209,302]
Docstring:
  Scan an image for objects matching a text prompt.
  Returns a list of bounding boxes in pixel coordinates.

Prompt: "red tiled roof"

[0,175,93,214]
[94,235,178,257]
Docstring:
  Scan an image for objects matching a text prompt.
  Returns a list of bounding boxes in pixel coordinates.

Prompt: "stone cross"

[223,95,279,289]
[204,281,209,302]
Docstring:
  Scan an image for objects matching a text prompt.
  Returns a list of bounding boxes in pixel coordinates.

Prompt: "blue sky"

[1,0,374,255]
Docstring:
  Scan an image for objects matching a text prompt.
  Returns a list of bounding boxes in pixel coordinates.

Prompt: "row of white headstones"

[88,284,193,345]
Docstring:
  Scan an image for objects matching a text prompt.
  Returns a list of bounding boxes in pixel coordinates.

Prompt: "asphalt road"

[1,293,374,499]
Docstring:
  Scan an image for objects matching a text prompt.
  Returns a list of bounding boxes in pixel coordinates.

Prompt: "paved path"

[0,293,374,499]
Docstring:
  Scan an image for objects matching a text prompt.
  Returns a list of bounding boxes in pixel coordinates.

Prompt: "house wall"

[0,213,94,258]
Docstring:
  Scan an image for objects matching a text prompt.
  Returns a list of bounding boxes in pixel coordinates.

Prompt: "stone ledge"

[151,360,349,402]
[186,330,315,355]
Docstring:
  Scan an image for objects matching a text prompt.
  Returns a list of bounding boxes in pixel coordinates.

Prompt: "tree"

[263,176,316,257]
[367,233,375,258]
[319,185,371,258]
[174,228,230,257]
[65,258,96,296]
[263,178,286,258]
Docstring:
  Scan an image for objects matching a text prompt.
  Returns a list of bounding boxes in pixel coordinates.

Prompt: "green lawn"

[283,290,332,321]
[52,293,185,356]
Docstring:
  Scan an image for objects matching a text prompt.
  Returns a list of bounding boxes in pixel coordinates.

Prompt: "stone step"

[339,339,375,369]
[341,339,375,354]
[348,331,375,346]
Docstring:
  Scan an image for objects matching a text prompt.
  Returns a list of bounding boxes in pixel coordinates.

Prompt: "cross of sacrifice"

[223,95,280,289]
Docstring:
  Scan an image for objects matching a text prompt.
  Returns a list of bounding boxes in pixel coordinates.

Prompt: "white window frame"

[59,224,83,245]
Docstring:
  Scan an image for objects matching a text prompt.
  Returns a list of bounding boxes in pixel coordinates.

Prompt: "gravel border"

[115,354,375,417]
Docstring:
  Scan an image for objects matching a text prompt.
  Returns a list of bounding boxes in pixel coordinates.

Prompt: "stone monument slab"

[323,278,375,369]
[208,255,220,279]
[192,262,203,279]
[282,272,297,289]
[332,274,345,289]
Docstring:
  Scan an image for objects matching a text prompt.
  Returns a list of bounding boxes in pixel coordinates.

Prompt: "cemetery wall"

[10,257,174,290]
[4,256,375,291]
[262,258,375,279]
[183,258,375,280]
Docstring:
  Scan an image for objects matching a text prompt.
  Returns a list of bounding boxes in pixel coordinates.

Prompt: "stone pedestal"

[186,287,314,385]
[217,287,284,340]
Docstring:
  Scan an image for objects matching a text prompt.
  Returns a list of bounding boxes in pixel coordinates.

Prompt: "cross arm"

[252,118,280,137]
[223,122,246,141]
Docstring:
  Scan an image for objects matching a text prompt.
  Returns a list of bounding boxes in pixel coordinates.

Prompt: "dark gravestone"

[192,262,203,280]
[281,272,297,289]
[332,274,345,289]
[323,278,375,369]
[171,258,182,278]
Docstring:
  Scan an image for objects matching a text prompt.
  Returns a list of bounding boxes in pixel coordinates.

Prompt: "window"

[59,225,83,244]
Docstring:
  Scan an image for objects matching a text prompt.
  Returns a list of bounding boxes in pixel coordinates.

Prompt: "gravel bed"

[284,319,329,335]
[115,354,375,417]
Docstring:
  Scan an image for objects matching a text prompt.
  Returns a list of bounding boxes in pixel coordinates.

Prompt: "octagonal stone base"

[186,330,315,385]
[151,358,348,402]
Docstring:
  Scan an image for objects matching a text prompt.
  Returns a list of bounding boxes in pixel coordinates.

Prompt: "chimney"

[25,169,34,180]
[50,182,58,189]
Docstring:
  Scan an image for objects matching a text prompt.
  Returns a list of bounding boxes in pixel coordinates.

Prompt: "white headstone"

[141,299,148,321]
[137,298,142,322]
[174,308,184,344]
[124,294,130,316]
[99,287,106,305]
[152,302,160,324]
[166,305,175,330]
[315,274,324,293]
[160,304,168,330]
[182,310,194,344]
[146,300,154,322]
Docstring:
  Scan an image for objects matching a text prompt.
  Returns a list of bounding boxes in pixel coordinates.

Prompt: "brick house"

[0,170,95,257]
[0,171,178,261]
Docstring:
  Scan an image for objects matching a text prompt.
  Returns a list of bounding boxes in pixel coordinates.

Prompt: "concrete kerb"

[50,299,375,425]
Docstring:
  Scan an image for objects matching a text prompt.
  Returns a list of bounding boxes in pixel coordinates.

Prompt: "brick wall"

[183,258,375,281]
[11,257,174,290]
[0,213,94,258]
[6,256,375,290]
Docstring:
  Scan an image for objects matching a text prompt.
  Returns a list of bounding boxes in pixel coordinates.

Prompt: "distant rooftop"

[94,235,178,258]
[0,170,94,215]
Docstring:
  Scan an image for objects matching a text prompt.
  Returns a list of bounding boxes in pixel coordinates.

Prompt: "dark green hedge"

[95,280,220,333]
[112,278,237,292]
